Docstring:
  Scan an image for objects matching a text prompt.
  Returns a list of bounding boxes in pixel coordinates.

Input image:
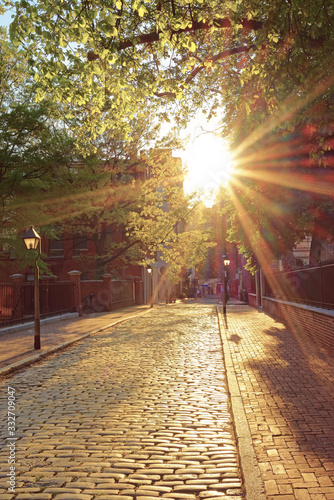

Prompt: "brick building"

[0,151,185,308]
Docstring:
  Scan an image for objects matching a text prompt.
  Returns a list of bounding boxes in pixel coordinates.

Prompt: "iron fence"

[0,281,75,328]
[264,263,334,310]
[0,284,15,325]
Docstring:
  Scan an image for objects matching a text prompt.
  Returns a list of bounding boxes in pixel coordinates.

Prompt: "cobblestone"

[0,304,243,499]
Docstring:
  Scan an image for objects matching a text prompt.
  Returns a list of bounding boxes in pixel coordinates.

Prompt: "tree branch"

[184,45,254,85]
[99,239,142,266]
[88,17,262,59]
[154,45,254,99]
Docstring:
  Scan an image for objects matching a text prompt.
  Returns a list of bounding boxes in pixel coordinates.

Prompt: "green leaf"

[226,1,237,12]
[138,4,146,17]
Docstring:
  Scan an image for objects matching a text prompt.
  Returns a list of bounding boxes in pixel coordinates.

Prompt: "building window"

[49,238,64,257]
[73,236,88,257]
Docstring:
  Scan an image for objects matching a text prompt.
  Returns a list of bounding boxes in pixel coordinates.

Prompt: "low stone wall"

[261,296,334,351]
[81,279,135,312]
[68,272,137,313]
[248,293,257,308]
[81,280,104,301]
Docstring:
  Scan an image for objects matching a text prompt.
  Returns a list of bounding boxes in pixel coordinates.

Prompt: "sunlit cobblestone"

[0,304,243,499]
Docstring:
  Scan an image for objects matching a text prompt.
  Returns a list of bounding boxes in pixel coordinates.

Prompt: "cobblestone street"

[0,304,243,500]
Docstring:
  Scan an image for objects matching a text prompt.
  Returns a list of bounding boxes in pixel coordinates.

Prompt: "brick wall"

[261,297,334,351]
[81,280,103,301]
[80,279,137,312]
[248,293,257,308]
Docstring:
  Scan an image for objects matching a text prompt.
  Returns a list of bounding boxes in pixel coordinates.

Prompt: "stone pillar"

[68,270,82,310]
[10,274,25,320]
[102,273,112,289]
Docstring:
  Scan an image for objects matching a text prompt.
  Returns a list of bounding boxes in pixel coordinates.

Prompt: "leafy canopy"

[3,0,334,274]
[8,0,333,139]
[0,29,88,269]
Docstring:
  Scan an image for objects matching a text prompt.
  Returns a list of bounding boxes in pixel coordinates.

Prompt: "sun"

[181,131,234,205]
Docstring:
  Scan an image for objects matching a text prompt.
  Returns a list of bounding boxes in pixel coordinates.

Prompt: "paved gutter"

[217,306,266,500]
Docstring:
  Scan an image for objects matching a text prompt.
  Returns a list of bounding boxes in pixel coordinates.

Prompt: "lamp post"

[147,265,153,308]
[22,226,41,350]
[222,254,230,316]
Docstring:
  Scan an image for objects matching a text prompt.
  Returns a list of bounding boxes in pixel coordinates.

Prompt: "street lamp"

[147,265,153,308]
[222,253,230,316]
[22,226,41,350]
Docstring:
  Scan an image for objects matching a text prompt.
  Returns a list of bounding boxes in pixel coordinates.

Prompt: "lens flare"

[182,132,234,206]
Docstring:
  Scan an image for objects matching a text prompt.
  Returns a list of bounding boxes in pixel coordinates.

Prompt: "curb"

[0,307,154,379]
[217,306,266,500]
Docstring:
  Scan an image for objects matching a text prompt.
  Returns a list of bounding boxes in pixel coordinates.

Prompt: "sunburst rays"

[215,55,334,305]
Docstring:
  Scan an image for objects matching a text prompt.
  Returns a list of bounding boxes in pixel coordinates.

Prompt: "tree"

[0,29,92,273]
[222,127,334,273]
[194,203,228,281]
[51,139,210,279]
[0,25,214,280]
[147,200,216,286]
[6,0,333,165]
[4,0,334,273]
[8,0,333,139]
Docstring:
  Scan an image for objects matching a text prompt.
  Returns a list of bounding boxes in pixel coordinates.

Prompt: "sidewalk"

[0,305,153,376]
[218,305,334,500]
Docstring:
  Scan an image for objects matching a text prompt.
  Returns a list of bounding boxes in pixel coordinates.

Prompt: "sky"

[0,7,14,27]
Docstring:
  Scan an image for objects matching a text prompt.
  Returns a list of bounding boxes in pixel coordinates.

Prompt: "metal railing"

[264,263,334,310]
[0,283,16,325]
[0,281,75,328]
